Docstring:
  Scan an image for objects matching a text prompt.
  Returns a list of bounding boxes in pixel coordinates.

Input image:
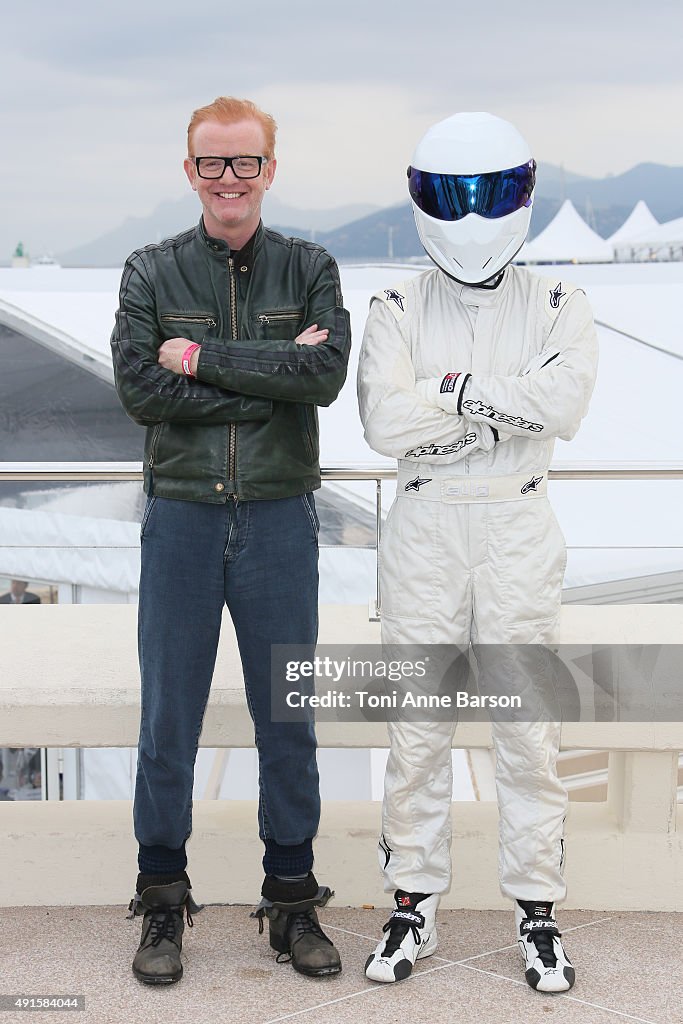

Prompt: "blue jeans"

[134,493,320,877]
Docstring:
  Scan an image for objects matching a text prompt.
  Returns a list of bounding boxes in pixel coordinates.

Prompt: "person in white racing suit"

[357,112,598,992]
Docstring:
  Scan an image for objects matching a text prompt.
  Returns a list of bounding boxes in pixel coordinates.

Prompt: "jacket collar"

[198,218,264,267]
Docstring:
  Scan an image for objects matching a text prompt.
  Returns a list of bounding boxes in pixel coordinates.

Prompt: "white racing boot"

[365,891,439,983]
[515,900,575,993]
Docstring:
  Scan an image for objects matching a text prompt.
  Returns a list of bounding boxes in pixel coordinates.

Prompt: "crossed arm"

[111,250,351,426]
[358,292,598,463]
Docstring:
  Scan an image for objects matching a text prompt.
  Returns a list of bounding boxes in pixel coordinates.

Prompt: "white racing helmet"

[408,112,535,284]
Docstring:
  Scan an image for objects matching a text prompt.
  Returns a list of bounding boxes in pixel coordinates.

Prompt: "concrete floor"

[2,904,681,1024]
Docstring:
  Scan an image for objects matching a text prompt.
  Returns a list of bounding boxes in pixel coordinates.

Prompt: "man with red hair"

[112,96,350,984]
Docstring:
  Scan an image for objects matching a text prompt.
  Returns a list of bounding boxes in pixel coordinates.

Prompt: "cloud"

[1,0,682,255]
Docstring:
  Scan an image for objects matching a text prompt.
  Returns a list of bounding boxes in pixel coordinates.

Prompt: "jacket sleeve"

[357,298,497,462]
[111,254,273,426]
[418,290,599,441]
[195,249,351,407]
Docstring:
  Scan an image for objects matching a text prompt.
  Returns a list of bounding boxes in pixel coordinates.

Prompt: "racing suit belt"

[397,469,548,503]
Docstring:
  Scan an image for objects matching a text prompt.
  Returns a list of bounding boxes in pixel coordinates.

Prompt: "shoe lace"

[381,909,424,957]
[145,903,193,948]
[274,909,333,964]
[526,924,560,968]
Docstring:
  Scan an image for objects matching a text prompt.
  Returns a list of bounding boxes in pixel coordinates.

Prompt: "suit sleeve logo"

[384,289,405,311]
[549,283,566,309]
[404,433,477,457]
[462,399,544,432]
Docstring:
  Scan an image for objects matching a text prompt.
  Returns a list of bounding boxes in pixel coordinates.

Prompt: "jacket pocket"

[147,423,164,468]
[159,311,218,340]
[251,308,304,341]
[297,404,318,462]
[300,492,320,542]
[140,496,157,540]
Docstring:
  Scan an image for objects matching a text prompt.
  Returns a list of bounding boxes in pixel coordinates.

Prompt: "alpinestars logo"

[521,919,557,933]
[405,433,477,458]
[384,289,405,311]
[379,834,392,869]
[397,895,413,907]
[462,399,544,433]
[391,910,423,926]
[549,283,566,309]
[521,475,544,494]
[405,476,431,492]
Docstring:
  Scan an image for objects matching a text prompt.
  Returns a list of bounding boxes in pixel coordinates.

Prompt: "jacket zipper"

[148,423,162,468]
[257,312,301,324]
[228,257,238,493]
[160,314,217,327]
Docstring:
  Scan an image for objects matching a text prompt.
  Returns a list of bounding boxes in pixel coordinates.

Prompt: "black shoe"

[252,873,342,977]
[129,880,196,985]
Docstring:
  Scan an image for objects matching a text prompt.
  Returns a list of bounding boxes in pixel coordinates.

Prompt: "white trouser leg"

[380,716,456,895]
[492,719,567,903]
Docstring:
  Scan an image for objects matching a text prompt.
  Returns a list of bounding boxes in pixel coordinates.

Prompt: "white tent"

[519,200,613,263]
[607,200,659,245]
[614,214,683,261]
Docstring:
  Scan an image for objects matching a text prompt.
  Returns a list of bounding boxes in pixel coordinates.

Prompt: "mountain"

[58,194,379,267]
[533,163,590,192]
[57,162,683,265]
[560,164,683,222]
[311,163,683,259]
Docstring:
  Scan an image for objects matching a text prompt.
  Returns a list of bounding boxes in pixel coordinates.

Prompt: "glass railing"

[1,461,683,612]
[2,461,682,807]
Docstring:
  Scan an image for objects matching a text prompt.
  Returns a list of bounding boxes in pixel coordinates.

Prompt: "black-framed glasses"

[194,155,268,179]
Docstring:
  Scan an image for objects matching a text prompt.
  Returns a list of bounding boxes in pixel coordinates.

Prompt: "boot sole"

[291,962,342,978]
[132,965,183,985]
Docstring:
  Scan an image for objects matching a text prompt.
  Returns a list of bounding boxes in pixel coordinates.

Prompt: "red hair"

[187,97,277,158]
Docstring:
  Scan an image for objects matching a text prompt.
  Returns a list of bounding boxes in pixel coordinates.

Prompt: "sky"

[2,0,683,257]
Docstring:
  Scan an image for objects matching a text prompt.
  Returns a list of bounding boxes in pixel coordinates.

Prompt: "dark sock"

[262,837,313,876]
[138,841,187,875]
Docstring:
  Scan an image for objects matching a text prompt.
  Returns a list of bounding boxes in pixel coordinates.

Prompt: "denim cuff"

[262,837,314,876]
[138,841,188,874]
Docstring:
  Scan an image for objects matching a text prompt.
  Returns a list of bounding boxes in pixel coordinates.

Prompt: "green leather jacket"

[111,219,351,501]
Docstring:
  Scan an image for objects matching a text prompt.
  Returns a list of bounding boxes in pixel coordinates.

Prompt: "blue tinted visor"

[408,160,536,222]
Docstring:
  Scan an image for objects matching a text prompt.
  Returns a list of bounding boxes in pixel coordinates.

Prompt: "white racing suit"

[357,266,598,901]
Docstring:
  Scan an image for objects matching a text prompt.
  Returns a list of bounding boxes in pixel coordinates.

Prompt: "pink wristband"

[181,343,201,377]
